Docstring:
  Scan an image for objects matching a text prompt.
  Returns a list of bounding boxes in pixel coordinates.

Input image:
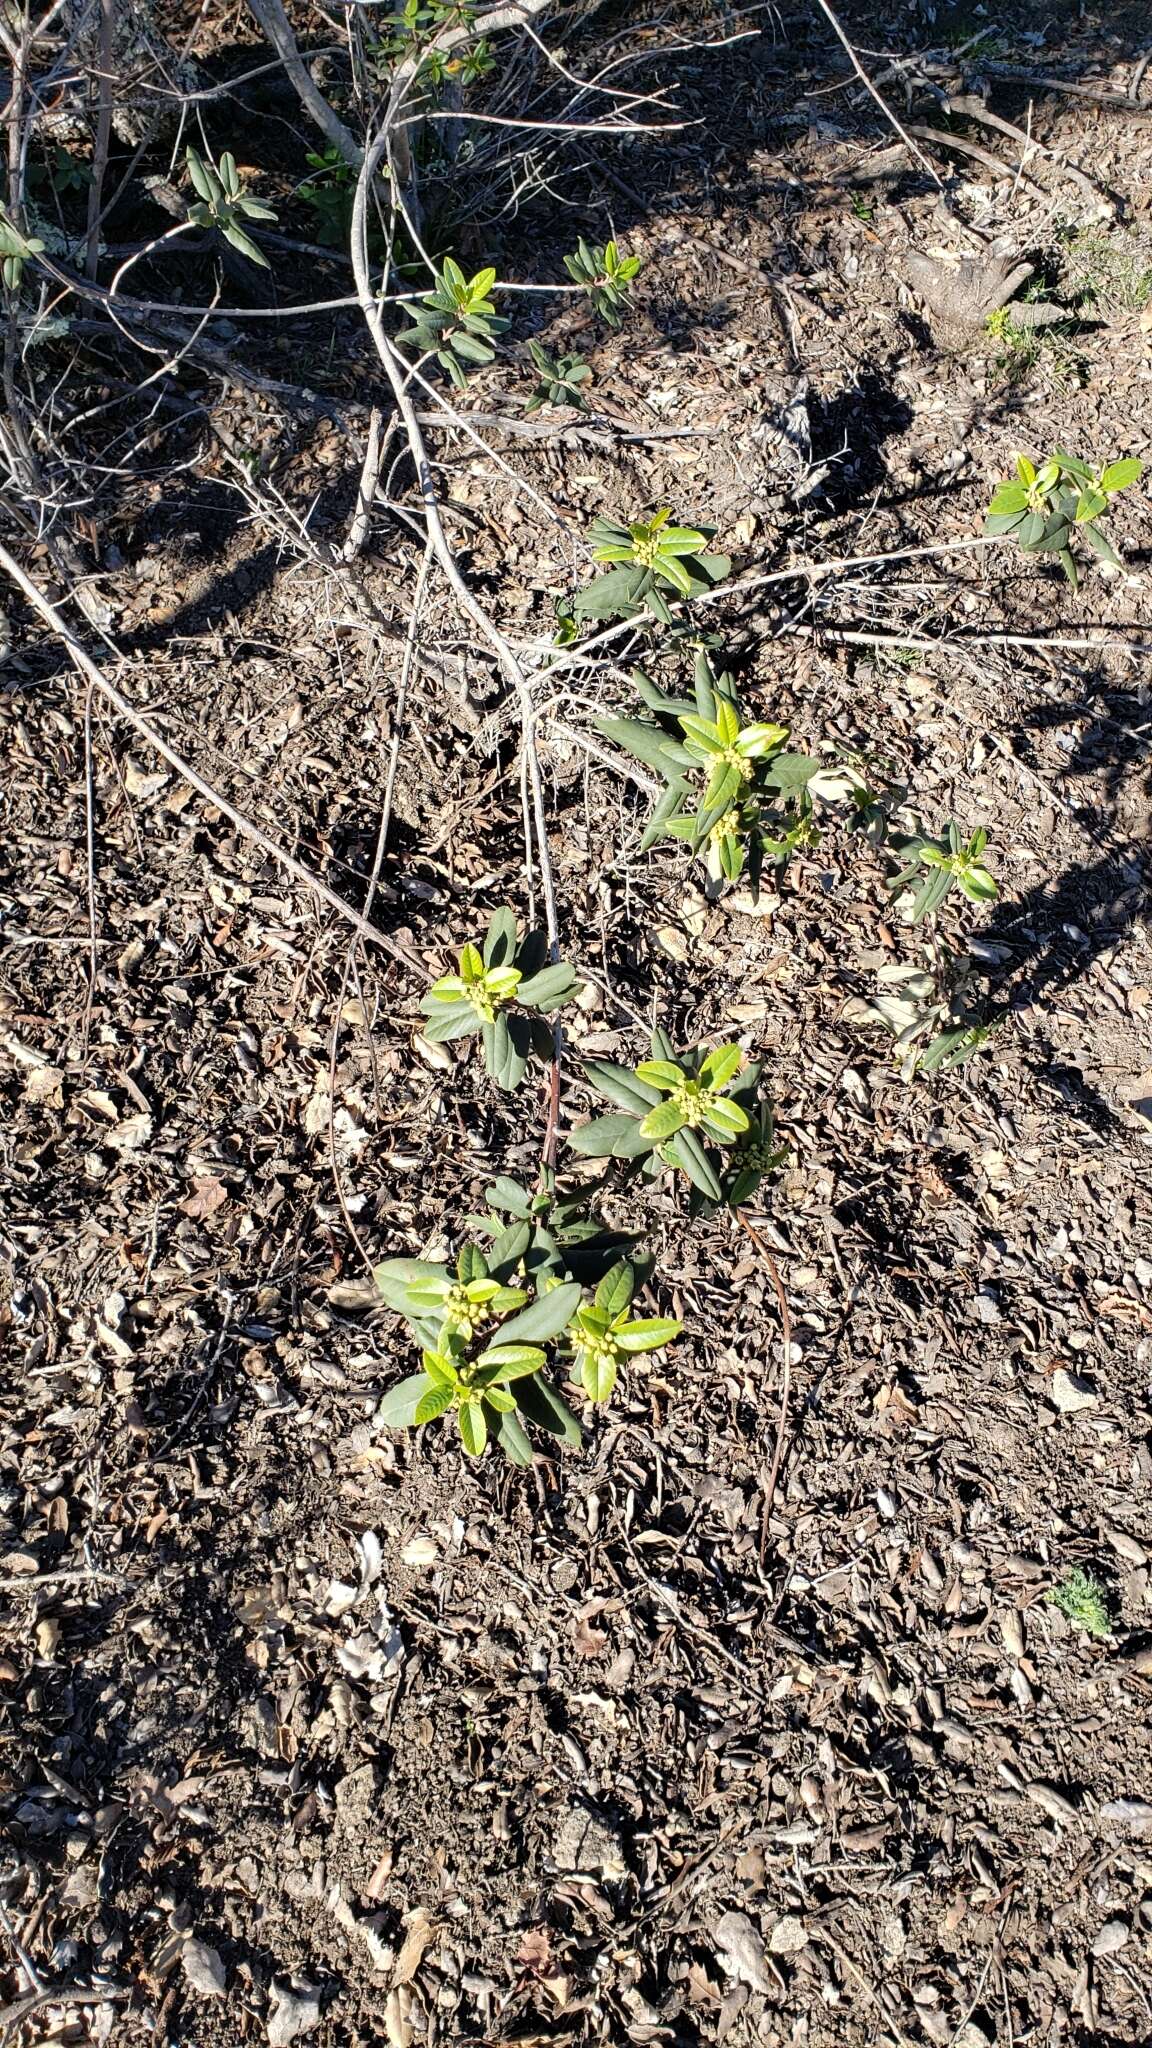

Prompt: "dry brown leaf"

[572,1616,609,1659]
[392,1907,435,1987]
[180,1176,229,1219]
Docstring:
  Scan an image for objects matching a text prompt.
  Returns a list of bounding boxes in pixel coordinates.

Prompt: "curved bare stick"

[0,542,424,975]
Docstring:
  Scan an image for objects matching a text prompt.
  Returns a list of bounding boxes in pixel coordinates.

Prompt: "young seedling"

[419,905,581,1090]
[564,237,640,326]
[186,148,277,267]
[888,823,996,923]
[566,1259,680,1402]
[524,340,592,414]
[1048,1566,1112,1641]
[596,652,891,892]
[375,1243,584,1462]
[396,258,508,389]
[985,448,1142,586]
[570,1030,784,1209]
[575,520,732,625]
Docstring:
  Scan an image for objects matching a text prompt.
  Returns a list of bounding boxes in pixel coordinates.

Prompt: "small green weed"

[1048,1567,1112,1640]
[564,238,641,327]
[396,256,508,388]
[985,447,1142,586]
[419,906,581,1089]
[186,148,277,267]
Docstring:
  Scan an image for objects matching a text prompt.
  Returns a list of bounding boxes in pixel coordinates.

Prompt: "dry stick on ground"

[349,127,561,959]
[809,0,943,187]
[0,544,426,975]
[737,1211,794,1568]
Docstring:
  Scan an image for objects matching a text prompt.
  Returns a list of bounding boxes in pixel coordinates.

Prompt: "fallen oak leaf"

[180,1176,229,1219]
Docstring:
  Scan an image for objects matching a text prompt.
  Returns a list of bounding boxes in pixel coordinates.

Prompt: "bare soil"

[3,3,1152,2045]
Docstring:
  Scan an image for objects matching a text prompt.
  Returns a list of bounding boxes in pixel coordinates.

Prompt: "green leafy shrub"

[375,1240,679,1460]
[419,906,581,1089]
[564,237,640,325]
[596,652,895,890]
[569,1029,784,1209]
[985,449,1142,586]
[568,1261,680,1402]
[524,340,592,413]
[376,1244,584,1459]
[575,514,731,624]
[887,822,996,922]
[186,148,277,267]
[396,258,508,388]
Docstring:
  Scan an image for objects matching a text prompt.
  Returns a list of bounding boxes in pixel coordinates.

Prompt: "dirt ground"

[3,1,1152,2044]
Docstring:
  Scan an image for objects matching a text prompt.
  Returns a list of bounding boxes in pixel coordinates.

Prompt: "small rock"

[955,2023,993,2048]
[712,1910,774,1994]
[1100,1798,1152,1834]
[1102,1525,1147,1567]
[1092,1919,1129,1957]
[1050,1369,1097,1414]
[267,1980,323,2047]
[768,1915,809,1956]
[551,1806,626,1880]
[182,1938,226,1998]
[1025,1780,1080,1826]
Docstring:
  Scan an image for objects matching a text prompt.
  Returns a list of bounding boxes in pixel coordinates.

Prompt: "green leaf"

[420,1003,479,1042]
[483,905,518,968]
[486,1220,533,1275]
[760,754,820,794]
[664,1128,722,1201]
[988,480,1029,515]
[634,1058,687,1090]
[493,1407,535,1464]
[222,221,270,268]
[374,1259,449,1313]
[414,1384,454,1424]
[377,1371,435,1427]
[595,1259,635,1317]
[584,1061,663,1112]
[567,1112,653,1159]
[1080,521,1120,566]
[595,717,693,775]
[615,1317,681,1353]
[701,1096,750,1139]
[983,510,1027,537]
[581,1348,617,1403]
[573,565,649,620]
[475,1343,547,1379]
[639,1098,687,1141]
[493,1281,583,1346]
[517,963,581,1011]
[458,1400,487,1456]
[485,1176,532,1217]
[515,1374,582,1446]
[699,1044,742,1089]
[1100,457,1142,492]
[909,865,955,922]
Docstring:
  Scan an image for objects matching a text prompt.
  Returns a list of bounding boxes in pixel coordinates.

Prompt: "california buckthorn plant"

[419,907,581,1089]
